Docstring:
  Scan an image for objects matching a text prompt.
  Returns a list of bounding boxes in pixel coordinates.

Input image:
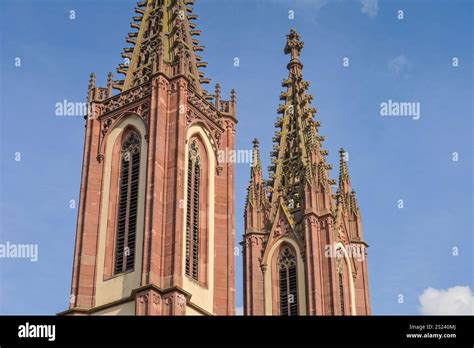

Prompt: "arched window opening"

[278,246,298,316]
[337,253,345,316]
[339,272,345,315]
[114,131,141,274]
[186,140,201,281]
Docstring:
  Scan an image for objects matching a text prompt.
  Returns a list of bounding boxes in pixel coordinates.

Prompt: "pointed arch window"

[278,247,298,316]
[337,253,346,316]
[186,140,201,281]
[339,271,345,316]
[114,131,141,274]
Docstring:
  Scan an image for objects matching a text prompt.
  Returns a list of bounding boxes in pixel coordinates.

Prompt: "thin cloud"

[387,54,411,77]
[360,0,379,18]
[265,0,379,19]
[419,286,474,315]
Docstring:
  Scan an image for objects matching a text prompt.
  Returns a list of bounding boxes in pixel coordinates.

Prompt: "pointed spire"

[247,138,263,204]
[245,138,270,232]
[339,148,349,183]
[267,29,334,219]
[336,147,361,216]
[87,72,95,101]
[251,138,262,175]
[119,0,210,94]
[338,148,351,198]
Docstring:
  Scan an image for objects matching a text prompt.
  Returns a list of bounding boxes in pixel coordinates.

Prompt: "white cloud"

[387,54,411,76]
[419,286,474,315]
[360,0,379,18]
[235,306,243,316]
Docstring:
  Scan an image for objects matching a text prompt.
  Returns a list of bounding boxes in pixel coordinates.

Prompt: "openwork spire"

[268,28,334,220]
[115,0,210,94]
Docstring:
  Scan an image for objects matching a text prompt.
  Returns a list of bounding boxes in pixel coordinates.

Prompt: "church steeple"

[66,0,236,316]
[115,0,211,95]
[268,28,335,221]
[243,29,371,316]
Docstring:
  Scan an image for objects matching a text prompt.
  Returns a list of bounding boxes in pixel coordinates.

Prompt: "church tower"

[65,0,236,316]
[243,29,371,316]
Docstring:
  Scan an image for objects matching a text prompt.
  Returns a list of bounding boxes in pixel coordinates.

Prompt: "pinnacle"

[88,72,95,87]
[284,28,304,65]
[339,148,349,181]
[251,138,262,172]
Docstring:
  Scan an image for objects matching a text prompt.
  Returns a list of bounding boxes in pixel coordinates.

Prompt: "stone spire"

[115,0,210,94]
[87,72,95,102]
[245,138,269,232]
[251,138,262,174]
[268,28,335,221]
[338,148,350,192]
[243,29,371,317]
[336,148,359,215]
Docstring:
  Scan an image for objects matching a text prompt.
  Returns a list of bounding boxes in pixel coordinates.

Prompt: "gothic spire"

[338,148,350,192]
[246,138,263,207]
[115,0,210,94]
[268,28,335,220]
[336,148,359,215]
[251,138,262,175]
[245,138,270,232]
[87,72,95,102]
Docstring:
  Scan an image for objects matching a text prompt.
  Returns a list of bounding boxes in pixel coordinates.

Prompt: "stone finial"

[284,28,304,63]
[107,72,113,98]
[252,138,260,148]
[214,83,221,108]
[87,72,96,101]
[339,148,349,180]
[251,138,262,172]
[88,72,95,89]
[338,148,352,198]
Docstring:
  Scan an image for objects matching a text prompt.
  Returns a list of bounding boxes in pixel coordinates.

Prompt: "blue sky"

[0,0,472,315]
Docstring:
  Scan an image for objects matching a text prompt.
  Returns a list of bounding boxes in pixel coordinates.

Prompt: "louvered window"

[339,271,345,316]
[114,131,140,274]
[185,140,201,281]
[278,247,298,316]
